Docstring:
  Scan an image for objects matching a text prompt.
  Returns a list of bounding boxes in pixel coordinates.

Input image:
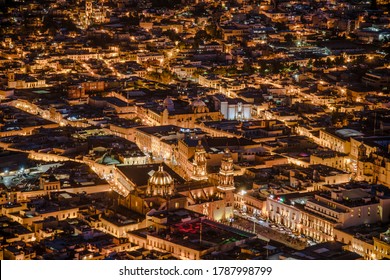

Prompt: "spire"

[191,140,208,181]
[217,148,235,191]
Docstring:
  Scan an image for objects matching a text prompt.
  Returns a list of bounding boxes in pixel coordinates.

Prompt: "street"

[232,215,307,250]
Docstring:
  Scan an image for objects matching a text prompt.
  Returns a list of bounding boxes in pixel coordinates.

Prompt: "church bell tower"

[217,148,235,191]
[191,140,208,181]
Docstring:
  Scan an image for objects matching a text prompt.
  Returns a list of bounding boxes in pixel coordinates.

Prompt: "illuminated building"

[319,128,364,154]
[334,225,390,260]
[217,149,235,192]
[84,0,107,25]
[7,72,46,89]
[116,164,188,215]
[212,95,252,121]
[137,97,222,128]
[147,165,175,197]
[128,209,256,260]
[115,149,237,221]
[216,148,235,220]
[191,140,208,181]
[265,186,390,243]
[85,0,93,17]
[352,137,390,187]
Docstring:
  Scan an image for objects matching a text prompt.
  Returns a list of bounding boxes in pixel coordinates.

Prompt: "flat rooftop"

[340,223,390,244]
[116,163,185,187]
[151,219,256,251]
[286,241,361,260]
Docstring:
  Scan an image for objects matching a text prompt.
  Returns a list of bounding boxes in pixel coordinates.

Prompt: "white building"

[266,186,390,243]
[212,95,251,120]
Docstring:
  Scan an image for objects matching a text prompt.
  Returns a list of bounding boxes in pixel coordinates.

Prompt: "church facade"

[115,141,236,222]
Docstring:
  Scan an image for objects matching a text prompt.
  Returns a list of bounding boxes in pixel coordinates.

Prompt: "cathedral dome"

[191,97,209,113]
[163,96,175,111]
[148,165,173,186]
[191,98,206,107]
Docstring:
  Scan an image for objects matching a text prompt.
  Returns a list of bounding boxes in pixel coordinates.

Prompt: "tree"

[355,55,367,64]
[177,41,187,50]
[41,15,79,35]
[205,23,219,39]
[371,0,377,9]
[212,67,228,75]
[326,57,334,67]
[334,56,345,66]
[193,4,207,17]
[162,29,180,42]
[193,30,211,48]
[307,58,313,68]
[227,65,239,75]
[121,15,140,26]
[290,63,299,71]
[331,110,348,126]
[284,34,295,44]
[146,68,174,84]
[274,22,287,31]
[313,59,323,68]
[192,69,205,78]
[242,62,255,74]
[150,0,181,8]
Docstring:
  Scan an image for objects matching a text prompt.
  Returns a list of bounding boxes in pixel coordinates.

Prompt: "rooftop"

[116,163,185,187]
[151,219,256,252]
[283,241,361,260]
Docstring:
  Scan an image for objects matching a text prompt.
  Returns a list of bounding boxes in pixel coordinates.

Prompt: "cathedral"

[116,141,236,221]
